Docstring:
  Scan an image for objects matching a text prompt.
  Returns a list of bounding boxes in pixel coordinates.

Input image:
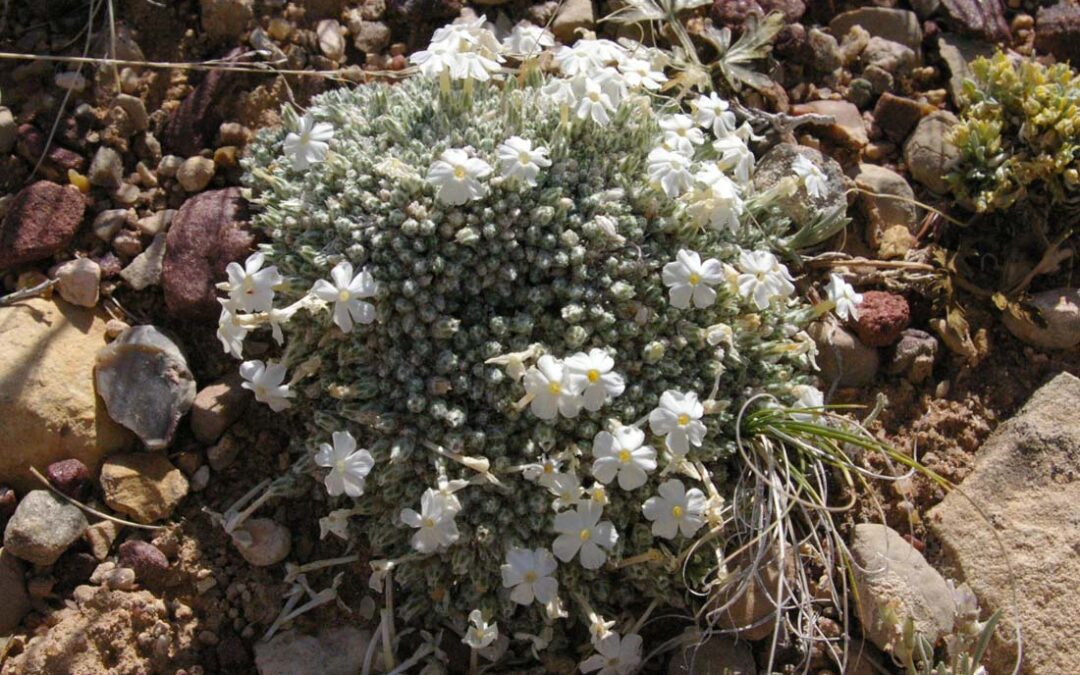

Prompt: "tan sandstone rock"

[99,452,189,524]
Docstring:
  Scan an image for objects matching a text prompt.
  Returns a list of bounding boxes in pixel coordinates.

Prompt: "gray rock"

[177,156,215,192]
[0,107,16,154]
[855,163,920,249]
[232,518,291,567]
[928,373,1080,674]
[191,373,249,444]
[937,36,995,107]
[136,210,175,237]
[753,143,847,227]
[551,0,594,42]
[316,19,345,62]
[93,209,133,242]
[904,110,961,195]
[851,523,955,659]
[157,155,183,178]
[255,626,370,675]
[887,328,937,383]
[120,233,167,291]
[1001,287,1080,351]
[95,325,196,450]
[810,321,880,387]
[830,7,922,51]
[56,257,101,308]
[807,28,842,74]
[3,490,89,566]
[350,20,390,54]
[861,36,917,75]
[88,146,124,189]
[667,635,755,675]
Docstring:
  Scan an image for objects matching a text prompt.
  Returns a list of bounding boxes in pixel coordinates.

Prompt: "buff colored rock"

[99,452,189,524]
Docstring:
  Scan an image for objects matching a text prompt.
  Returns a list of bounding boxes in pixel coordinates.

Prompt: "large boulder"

[0,181,85,269]
[928,372,1080,674]
[0,299,132,493]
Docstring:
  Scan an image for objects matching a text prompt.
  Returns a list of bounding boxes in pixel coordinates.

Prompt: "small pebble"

[103,567,137,591]
[118,539,170,585]
[55,258,101,308]
[111,182,140,206]
[112,230,143,257]
[158,155,183,177]
[177,156,215,192]
[45,458,91,499]
[191,465,211,492]
[93,209,132,241]
[68,169,90,193]
[88,146,124,188]
[105,319,131,338]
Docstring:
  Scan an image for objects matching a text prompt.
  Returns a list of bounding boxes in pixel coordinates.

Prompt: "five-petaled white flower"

[523,355,583,420]
[647,146,694,198]
[463,609,498,649]
[576,77,616,126]
[314,430,375,498]
[662,249,724,309]
[687,165,745,232]
[552,501,618,570]
[580,632,643,675]
[563,349,625,411]
[692,92,737,137]
[217,304,248,358]
[790,384,824,422]
[642,479,707,539]
[736,249,796,310]
[283,114,334,171]
[401,488,460,553]
[648,389,706,457]
[660,114,705,154]
[547,471,584,511]
[224,252,282,313]
[497,136,552,187]
[501,21,554,57]
[824,273,863,321]
[311,261,377,333]
[410,18,503,82]
[792,154,828,199]
[427,148,492,205]
[591,426,656,490]
[714,131,755,184]
[239,360,293,412]
[618,57,666,91]
[522,454,563,488]
[501,547,558,606]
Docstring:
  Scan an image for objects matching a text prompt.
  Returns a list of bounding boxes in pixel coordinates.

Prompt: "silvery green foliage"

[241,63,820,658]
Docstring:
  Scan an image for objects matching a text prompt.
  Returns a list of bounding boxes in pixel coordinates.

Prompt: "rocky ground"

[0,0,1077,673]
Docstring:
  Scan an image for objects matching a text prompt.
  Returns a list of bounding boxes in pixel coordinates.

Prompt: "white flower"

[224,252,282,313]
[686,165,744,232]
[824,273,863,321]
[793,154,829,199]
[736,250,796,310]
[311,261,377,333]
[790,384,824,421]
[660,114,705,154]
[642,479,707,539]
[580,632,643,675]
[575,77,616,126]
[540,77,577,111]
[314,430,375,497]
[591,426,656,491]
[401,488,460,554]
[283,114,334,171]
[713,132,754,184]
[563,349,625,411]
[463,609,498,649]
[502,21,554,57]
[662,249,724,309]
[523,355,583,420]
[692,92,737,137]
[318,508,354,540]
[411,18,504,81]
[239,360,293,412]
[522,454,563,488]
[552,501,618,570]
[410,47,462,80]
[433,477,469,514]
[648,390,707,457]
[501,547,558,605]
[427,148,492,205]
[547,471,584,510]
[554,40,624,77]
[618,57,666,91]
[217,304,248,358]
[647,146,694,198]
[588,615,616,644]
[497,136,552,187]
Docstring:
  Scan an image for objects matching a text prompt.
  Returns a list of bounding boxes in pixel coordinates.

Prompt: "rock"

[163,187,254,319]
[46,459,91,500]
[117,539,169,586]
[191,374,249,444]
[177,156,216,192]
[219,122,252,147]
[350,19,391,54]
[99,453,189,524]
[88,146,123,189]
[93,209,132,241]
[55,257,102,307]
[119,232,167,290]
[878,224,916,260]
[872,93,932,144]
[715,544,794,640]
[1036,3,1080,65]
[232,518,290,567]
[200,0,254,42]
[95,325,196,450]
[855,163,920,249]
[551,0,594,43]
[0,548,30,632]
[190,465,210,492]
[904,111,961,195]
[158,155,183,178]
[940,0,1010,42]
[0,299,132,493]
[16,124,86,178]
[0,487,14,530]
[254,626,370,675]
[851,523,955,659]
[886,329,937,383]
[810,321,880,387]
[937,36,995,107]
[0,107,17,154]
[3,490,89,565]
[928,373,1080,674]
[861,37,917,76]
[0,181,85,269]
[316,20,346,62]
[853,291,910,347]
[136,210,175,237]
[806,28,842,74]
[110,94,149,134]
[667,635,755,674]
[1002,287,1080,351]
[752,143,848,226]
[790,99,868,149]
[829,8,922,52]
[84,520,122,560]
[113,230,143,258]
[162,50,244,156]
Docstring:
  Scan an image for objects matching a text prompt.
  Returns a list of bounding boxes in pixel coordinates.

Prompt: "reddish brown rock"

[163,188,254,319]
[1036,3,1080,66]
[940,0,1010,42]
[162,49,245,156]
[0,181,85,269]
[118,539,170,586]
[46,459,91,500]
[854,291,910,347]
[15,125,86,178]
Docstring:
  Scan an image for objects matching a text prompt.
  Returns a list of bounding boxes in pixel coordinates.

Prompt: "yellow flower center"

[617,449,632,464]
[587,369,600,383]
[688,273,700,286]
[422,517,435,528]
[588,91,600,102]
[337,289,351,302]
[547,381,561,395]
[543,463,554,474]
[518,151,531,165]
[672,505,684,519]
[579,528,591,542]
[453,165,466,179]
[677,414,690,426]
[524,571,538,583]
[255,385,268,399]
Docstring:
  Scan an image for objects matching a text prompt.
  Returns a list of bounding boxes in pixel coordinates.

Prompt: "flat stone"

[255,626,370,675]
[55,257,102,307]
[830,7,922,51]
[940,0,1010,42]
[110,94,149,134]
[119,232,167,291]
[928,373,1080,674]
[791,99,869,149]
[937,36,995,107]
[714,544,794,640]
[190,373,249,444]
[95,325,196,450]
[904,110,961,195]
[0,548,30,633]
[0,181,85,269]
[93,209,133,242]
[872,93,932,144]
[84,520,122,560]
[3,490,89,566]
[810,321,880,387]
[99,452,189,524]
[162,49,244,156]
[1001,287,1080,351]
[855,163,920,250]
